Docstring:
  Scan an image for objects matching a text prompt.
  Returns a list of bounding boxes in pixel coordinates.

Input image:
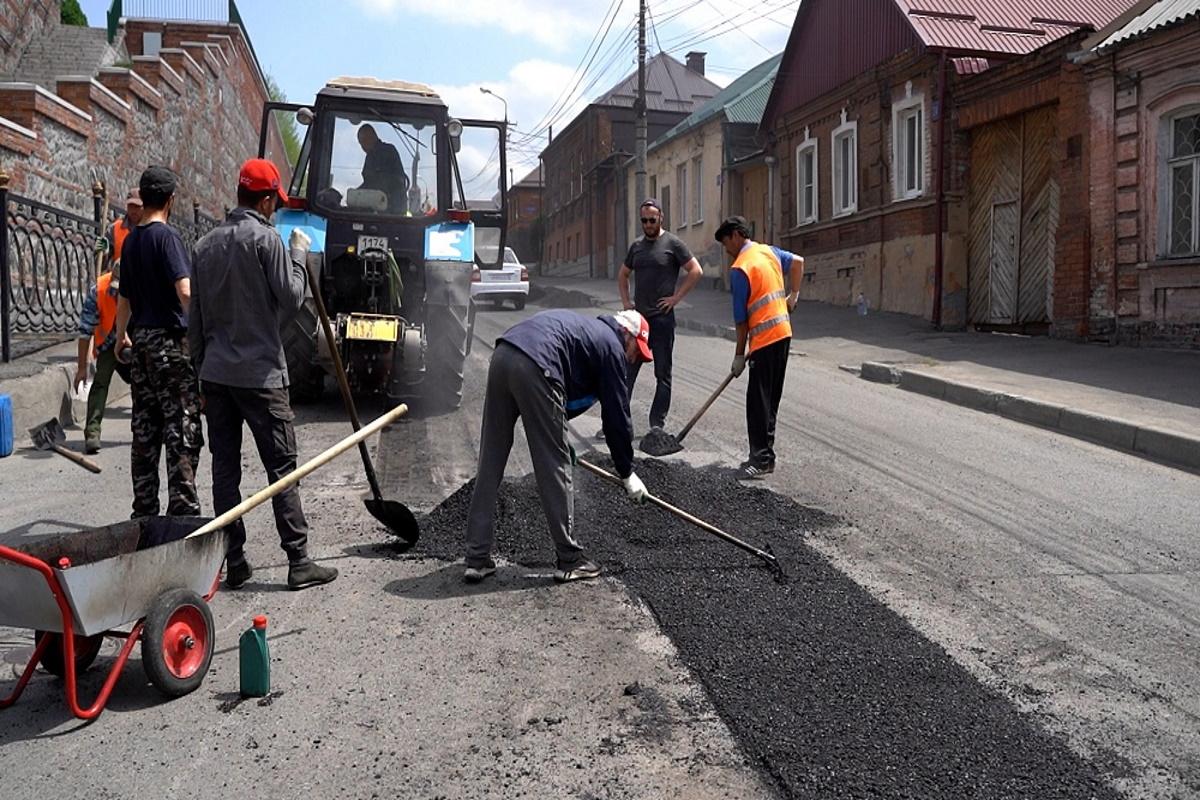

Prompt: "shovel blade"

[365,498,420,544]
[28,418,66,450]
[639,428,684,457]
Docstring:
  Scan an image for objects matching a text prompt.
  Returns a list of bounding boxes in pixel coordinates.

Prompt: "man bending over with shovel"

[464,309,653,584]
[188,158,338,591]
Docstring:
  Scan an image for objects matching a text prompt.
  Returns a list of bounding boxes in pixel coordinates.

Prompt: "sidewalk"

[0,339,125,444]
[532,277,1200,472]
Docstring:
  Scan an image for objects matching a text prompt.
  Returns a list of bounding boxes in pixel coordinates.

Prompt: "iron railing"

[108,0,257,66]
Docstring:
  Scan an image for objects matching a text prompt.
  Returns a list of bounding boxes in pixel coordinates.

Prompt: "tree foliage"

[266,74,302,167]
[61,0,88,26]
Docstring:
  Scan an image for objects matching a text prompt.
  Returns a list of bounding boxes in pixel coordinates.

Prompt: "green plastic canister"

[239,615,270,698]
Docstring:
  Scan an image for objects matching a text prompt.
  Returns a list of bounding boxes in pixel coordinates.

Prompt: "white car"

[471,247,529,310]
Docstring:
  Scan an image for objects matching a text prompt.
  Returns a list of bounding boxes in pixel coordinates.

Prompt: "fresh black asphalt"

[403,456,1122,799]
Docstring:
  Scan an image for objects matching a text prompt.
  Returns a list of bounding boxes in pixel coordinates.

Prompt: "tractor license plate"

[357,235,389,255]
[344,314,399,342]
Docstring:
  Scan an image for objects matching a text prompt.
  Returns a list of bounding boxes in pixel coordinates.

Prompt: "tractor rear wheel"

[282,296,325,404]
[422,304,468,410]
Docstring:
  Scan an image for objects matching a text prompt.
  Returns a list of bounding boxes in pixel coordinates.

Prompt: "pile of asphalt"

[638,427,684,457]
[407,458,1121,799]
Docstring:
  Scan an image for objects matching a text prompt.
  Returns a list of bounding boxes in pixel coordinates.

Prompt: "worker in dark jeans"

[616,199,702,433]
[714,216,804,480]
[188,158,337,592]
[464,309,653,584]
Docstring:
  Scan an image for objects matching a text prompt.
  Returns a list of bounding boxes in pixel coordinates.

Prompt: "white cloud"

[349,0,604,51]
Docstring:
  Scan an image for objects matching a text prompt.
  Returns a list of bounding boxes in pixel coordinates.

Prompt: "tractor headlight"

[446,118,463,138]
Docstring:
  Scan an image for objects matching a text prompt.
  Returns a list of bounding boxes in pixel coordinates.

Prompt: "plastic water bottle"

[0,393,13,458]
[856,292,868,316]
[239,615,270,698]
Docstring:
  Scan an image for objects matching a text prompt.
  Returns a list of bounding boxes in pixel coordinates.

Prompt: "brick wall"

[0,17,285,222]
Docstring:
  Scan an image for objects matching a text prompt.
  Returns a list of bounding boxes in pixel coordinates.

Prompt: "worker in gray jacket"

[188,158,338,592]
[464,309,653,584]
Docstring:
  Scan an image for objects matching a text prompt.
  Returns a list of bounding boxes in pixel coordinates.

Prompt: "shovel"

[28,418,102,474]
[187,403,411,540]
[304,258,419,543]
[640,372,736,457]
[575,456,784,579]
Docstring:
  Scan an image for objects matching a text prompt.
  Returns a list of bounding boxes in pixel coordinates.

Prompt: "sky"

[78,0,802,185]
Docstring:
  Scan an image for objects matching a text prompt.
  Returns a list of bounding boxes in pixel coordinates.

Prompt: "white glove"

[288,227,312,264]
[622,471,648,504]
[731,354,746,377]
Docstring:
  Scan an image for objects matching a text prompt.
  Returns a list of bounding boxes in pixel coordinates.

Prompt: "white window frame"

[692,155,704,223]
[1161,107,1200,258]
[832,111,859,218]
[795,127,818,226]
[892,85,925,201]
[676,163,689,230]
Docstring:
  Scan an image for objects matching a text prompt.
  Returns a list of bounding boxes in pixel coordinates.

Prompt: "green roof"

[649,53,782,151]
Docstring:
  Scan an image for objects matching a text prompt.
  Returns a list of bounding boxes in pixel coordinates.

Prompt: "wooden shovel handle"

[53,444,102,474]
[186,403,409,540]
[675,372,735,443]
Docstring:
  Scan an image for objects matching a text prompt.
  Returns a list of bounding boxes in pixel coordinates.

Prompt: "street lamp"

[480,87,509,190]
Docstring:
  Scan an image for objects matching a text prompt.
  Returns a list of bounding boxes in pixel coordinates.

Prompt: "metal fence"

[1,176,222,363]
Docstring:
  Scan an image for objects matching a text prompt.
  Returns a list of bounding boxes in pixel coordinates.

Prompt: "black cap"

[640,198,661,212]
[139,165,177,198]
[714,215,750,242]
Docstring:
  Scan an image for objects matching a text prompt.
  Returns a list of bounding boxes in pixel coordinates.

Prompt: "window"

[576,233,582,260]
[795,132,818,225]
[893,92,925,200]
[832,114,858,217]
[676,163,688,230]
[1167,110,1200,256]
[661,185,672,229]
[649,175,657,200]
[692,156,703,223]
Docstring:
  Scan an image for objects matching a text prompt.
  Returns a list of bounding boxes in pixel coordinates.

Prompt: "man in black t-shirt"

[616,198,702,431]
[114,166,203,519]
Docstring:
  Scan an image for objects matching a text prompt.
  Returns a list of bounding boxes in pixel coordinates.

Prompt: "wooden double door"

[967,107,1060,326]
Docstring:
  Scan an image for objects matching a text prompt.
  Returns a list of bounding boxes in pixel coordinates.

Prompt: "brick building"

[540,52,718,278]
[1079,0,1200,347]
[506,166,542,266]
[761,0,1135,328]
[0,0,285,219]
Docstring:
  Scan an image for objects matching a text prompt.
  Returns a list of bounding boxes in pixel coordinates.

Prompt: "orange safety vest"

[93,271,118,356]
[110,219,131,263]
[732,242,791,355]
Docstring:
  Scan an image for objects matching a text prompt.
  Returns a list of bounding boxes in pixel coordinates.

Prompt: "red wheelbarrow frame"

[0,544,219,721]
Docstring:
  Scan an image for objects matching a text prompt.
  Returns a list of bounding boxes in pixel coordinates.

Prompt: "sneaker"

[463,561,497,583]
[593,429,607,442]
[737,461,774,480]
[225,559,253,590]
[554,559,602,584]
[287,561,338,591]
[84,435,100,454]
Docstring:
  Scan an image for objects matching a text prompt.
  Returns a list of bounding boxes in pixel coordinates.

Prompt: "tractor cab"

[258,77,507,408]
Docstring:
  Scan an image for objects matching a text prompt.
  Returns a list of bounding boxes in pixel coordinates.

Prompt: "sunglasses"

[640,217,660,224]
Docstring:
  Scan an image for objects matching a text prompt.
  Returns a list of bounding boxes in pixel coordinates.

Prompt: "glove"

[622,471,648,504]
[731,354,746,377]
[288,227,312,264]
[568,445,578,466]
[93,236,109,255]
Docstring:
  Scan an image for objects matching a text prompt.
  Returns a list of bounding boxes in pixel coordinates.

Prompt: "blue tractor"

[258,76,507,409]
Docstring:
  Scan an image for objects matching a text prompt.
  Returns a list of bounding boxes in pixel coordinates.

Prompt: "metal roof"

[649,54,781,151]
[894,0,1137,55]
[594,52,720,112]
[1092,0,1200,50]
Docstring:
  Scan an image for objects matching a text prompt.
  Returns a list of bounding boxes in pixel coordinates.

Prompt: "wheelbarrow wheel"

[33,630,104,678]
[141,589,214,697]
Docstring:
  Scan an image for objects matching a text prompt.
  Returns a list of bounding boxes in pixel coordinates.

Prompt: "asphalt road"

[1,299,1197,799]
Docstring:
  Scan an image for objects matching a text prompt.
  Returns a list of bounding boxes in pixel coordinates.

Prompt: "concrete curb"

[1,348,131,442]
[870,363,1200,473]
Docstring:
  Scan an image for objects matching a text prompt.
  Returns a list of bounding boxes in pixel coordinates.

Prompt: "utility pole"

[635,0,647,204]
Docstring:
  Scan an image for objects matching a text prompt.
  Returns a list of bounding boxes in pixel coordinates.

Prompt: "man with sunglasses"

[615,199,702,434]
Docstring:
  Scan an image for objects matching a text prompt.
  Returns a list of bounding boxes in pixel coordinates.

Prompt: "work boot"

[554,559,601,584]
[463,559,497,584]
[225,559,253,590]
[287,560,338,591]
[84,434,100,454]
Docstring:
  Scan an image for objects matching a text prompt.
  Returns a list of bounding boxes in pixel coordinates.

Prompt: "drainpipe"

[764,154,778,243]
[933,52,949,329]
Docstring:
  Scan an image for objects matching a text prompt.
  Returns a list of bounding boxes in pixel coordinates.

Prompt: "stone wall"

[0,15,286,222]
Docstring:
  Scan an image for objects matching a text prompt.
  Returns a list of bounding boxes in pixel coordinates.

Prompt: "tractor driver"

[357,124,409,213]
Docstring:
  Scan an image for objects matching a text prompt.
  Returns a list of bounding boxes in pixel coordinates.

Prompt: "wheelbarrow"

[0,402,411,720]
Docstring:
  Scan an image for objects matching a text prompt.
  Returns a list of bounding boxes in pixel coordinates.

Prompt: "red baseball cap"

[614,309,653,363]
[238,158,288,205]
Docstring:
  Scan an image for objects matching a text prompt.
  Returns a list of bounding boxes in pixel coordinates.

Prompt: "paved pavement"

[532,277,1200,473]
